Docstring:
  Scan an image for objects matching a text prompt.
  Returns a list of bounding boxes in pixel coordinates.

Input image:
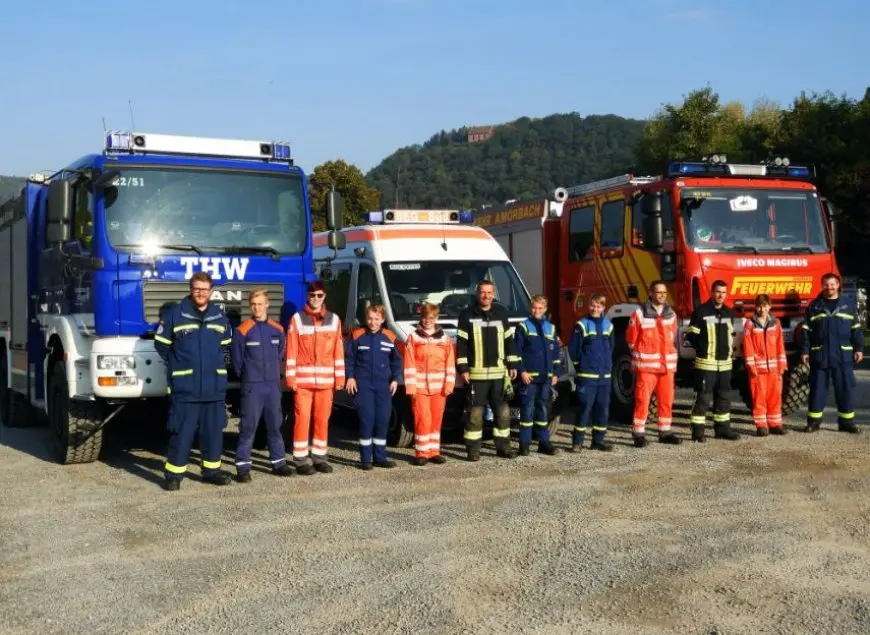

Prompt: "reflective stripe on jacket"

[800,293,864,369]
[345,327,402,386]
[456,303,520,381]
[686,300,736,371]
[568,315,613,380]
[403,327,456,396]
[231,318,285,384]
[625,300,678,374]
[284,307,345,389]
[743,315,787,376]
[514,317,560,381]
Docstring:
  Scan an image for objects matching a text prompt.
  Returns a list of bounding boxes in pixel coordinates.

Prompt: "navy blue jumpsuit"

[345,327,402,465]
[231,317,287,473]
[568,314,614,448]
[155,297,232,481]
[514,316,560,448]
[801,293,864,430]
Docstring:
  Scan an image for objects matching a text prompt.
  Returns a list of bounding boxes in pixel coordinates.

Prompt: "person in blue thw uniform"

[568,293,614,452]
[513,295,560,456]
[345,304,403,470]
[154,271,234,491]
[231,288,294,482]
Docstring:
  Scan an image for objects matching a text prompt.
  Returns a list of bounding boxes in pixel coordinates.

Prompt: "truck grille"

[142,281,285,325]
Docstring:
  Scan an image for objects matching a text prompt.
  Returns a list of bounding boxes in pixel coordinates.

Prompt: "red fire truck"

[473,156,841,421]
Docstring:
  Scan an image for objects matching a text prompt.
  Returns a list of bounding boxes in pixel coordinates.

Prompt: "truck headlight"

[97,355,136,370]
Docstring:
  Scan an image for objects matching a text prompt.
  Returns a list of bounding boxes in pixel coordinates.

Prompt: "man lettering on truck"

[231,289,294,482]
[155,272,233,491]
[456,280,521,461]
[800,272,864,434]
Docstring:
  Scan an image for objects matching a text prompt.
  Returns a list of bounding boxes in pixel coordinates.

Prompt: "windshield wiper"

[723,245,758,254]
[115,243,202,255]
[774,246,815,254]
[214,245,281,259]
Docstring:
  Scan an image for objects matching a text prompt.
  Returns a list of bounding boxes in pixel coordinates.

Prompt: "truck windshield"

[102,167,307,255]
[680,187,829,253]
[381,260,530,320]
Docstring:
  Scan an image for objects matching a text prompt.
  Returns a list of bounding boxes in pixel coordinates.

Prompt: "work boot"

[412,457,428,467]
[296,464,316,476]
[633,435,648,448]
[659,433,682,445]
[496,447,518,459]
[518,444,531,457]
[203,472,232,486]
[374,459,397,469]
[360,462,373,471]
[429,455,446,464]
[839,422,861,434]
[538,442,558,456]
[714,425,741,441]
[162,478,181,492]
[756,427,769,437]
[804,422,821,433]
[770,426,788,435]
[691,424,706,443]
[591,441,614,452]
[313,462,334,474]
[272,464,294,477]
[466,441,481,462]
[568,443,582,453]
[236,471,252,483]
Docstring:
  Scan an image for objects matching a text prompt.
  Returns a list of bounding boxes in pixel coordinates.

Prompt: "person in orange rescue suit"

[513,294,559,456]
[155,271,233,491]
[403,302,456,466]
[231,288,294,481]
[800,272,864,434]
[742,293,788,436]
[686,280,741,443]
[345,304,402,471]
[625,280,682,447]
[284,280,345,475]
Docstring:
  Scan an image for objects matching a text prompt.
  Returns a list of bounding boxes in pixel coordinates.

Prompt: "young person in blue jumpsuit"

[154,272,233,491]
[513,295,560,456]
[231,288,294,482]
[345,304,403,470]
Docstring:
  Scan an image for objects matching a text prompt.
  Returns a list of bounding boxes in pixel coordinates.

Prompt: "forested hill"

[0,176,25,202]
[365,113,645,209]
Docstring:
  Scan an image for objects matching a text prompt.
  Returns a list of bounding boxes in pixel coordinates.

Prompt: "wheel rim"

[615,357,634,403]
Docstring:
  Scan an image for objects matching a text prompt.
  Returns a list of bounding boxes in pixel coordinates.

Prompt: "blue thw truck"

[0,131,344,463]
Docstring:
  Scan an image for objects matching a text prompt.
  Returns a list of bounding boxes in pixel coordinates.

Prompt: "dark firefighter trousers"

[808,365,855,427]
[575,378,611,447]
[235,383,287,473]
[165,399,227,481]
[690,370,733,431]
[465,379,511,454]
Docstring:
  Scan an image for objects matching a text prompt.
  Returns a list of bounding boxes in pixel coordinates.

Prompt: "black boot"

[804,421,821,433]
[496,447,518,459]
[659,433,682,445]
[429,455,446,464]
[203,471,232,486]
[412,457,428,466]
[838,422,861,434]
[518,444,530,457]
[272,464,294,477]
[714,425,740,441]
[691,424,706,443]
[590,429,611,452]
[756,427,770,438]
[374,459,397,468]
[466,441,481,462]
[296,463,316,476]
[537,442,558,456]
[236,471,252,483]
[163,478,181,491]
[313,461,334,474]
[633,435,648,448]
[770,426,788,435]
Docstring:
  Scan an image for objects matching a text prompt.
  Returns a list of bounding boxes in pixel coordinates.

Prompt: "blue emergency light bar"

[104,131,293,163]
[667,155,815,179]
[364,209,474,224]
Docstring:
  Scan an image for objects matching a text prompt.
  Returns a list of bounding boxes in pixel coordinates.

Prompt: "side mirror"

[823,199,839,249]
[46,180,72,245]
[328,230,346,251]
[642,193,664,251]
[46,222,70,244]
[326,190,344,231]
[92,168,122,190]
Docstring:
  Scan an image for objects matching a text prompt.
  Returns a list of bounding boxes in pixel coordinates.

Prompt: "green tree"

[308,160,381,231]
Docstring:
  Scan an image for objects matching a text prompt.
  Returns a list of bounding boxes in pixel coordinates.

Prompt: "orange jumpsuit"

[625,301,678,436]
[742,315,787,430]
[403,326,456,459]
[284,307,345,462]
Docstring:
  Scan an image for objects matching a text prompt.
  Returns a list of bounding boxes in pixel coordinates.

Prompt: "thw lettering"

[180,257,250,281]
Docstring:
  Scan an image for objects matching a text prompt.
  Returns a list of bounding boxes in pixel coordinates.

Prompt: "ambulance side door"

[350,261,386,330]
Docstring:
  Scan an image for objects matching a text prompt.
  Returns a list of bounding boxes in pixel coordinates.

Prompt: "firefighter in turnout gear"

[625,281,682,447]
[742,294,788,436]
[345,304,403,470]
[231,289,294,482]
[567,293,614,452]
[155,272,233,491]
[686,280,741,442]
[513,295,560,456]
[456,280,521,461]
[285,281,345,474]
[800,273,864,434]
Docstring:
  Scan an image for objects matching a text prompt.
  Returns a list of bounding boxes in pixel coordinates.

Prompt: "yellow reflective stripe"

[807,411,823,419]
[173,323,199,332]
[519,421,534,427]
[810,346,822,351]
[216,369,227,375]
[457,329,468,339]
[221,338,232,345]
[838,411,855,419]
[533,421,548,427]
[464,430,483,441]
[164,462,186,474]
[592,426,607,431]
[171,369,193,376]
[853,324,862,329]
[686,326,701,334]
[528,372,540,377]
[801,323,811,330]
[810,313,827,321]
[690,416,706,424]
[154,334,172,345]
[841,346,853,350]
[472,323,484,372]
[574,426,588,432]
[206,324,225,332]
[712,413,730,422]
[201,459,222,469]
[835,313,854,320]
[456,357,469,365]
[492,428,510,438]
[578,373,600,378]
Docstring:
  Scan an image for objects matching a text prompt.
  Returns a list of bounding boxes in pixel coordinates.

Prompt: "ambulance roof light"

[104,131,293,163]
[363,209,473,224]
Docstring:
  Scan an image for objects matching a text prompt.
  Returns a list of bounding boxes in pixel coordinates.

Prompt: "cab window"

[568,205,595,262]
[354,262,384,326]
[599,199,625,251]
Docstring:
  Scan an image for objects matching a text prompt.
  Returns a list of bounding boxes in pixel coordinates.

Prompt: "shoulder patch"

[237,319,256,337]
[352,327,366,340]
[382,329,397,343]
[267,319,284,332]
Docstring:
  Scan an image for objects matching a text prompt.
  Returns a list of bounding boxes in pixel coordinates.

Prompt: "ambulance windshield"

[103,167,307,255]
[680,188,829,253]
[381,260,530,320]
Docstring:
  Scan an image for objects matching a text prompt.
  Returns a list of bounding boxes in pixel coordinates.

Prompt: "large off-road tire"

[49,362,103,464]
[610,341,635,424]
[388,395,415,448]
[780,362,810,417]
[546,382,572,438]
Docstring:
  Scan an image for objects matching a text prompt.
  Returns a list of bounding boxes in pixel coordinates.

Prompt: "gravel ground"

[2,377,870,635]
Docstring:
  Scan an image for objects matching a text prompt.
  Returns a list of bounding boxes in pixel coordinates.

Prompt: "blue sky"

[1,0,868,177]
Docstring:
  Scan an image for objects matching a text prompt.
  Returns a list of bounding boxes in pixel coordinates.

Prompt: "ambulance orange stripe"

[312,227,491,247]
